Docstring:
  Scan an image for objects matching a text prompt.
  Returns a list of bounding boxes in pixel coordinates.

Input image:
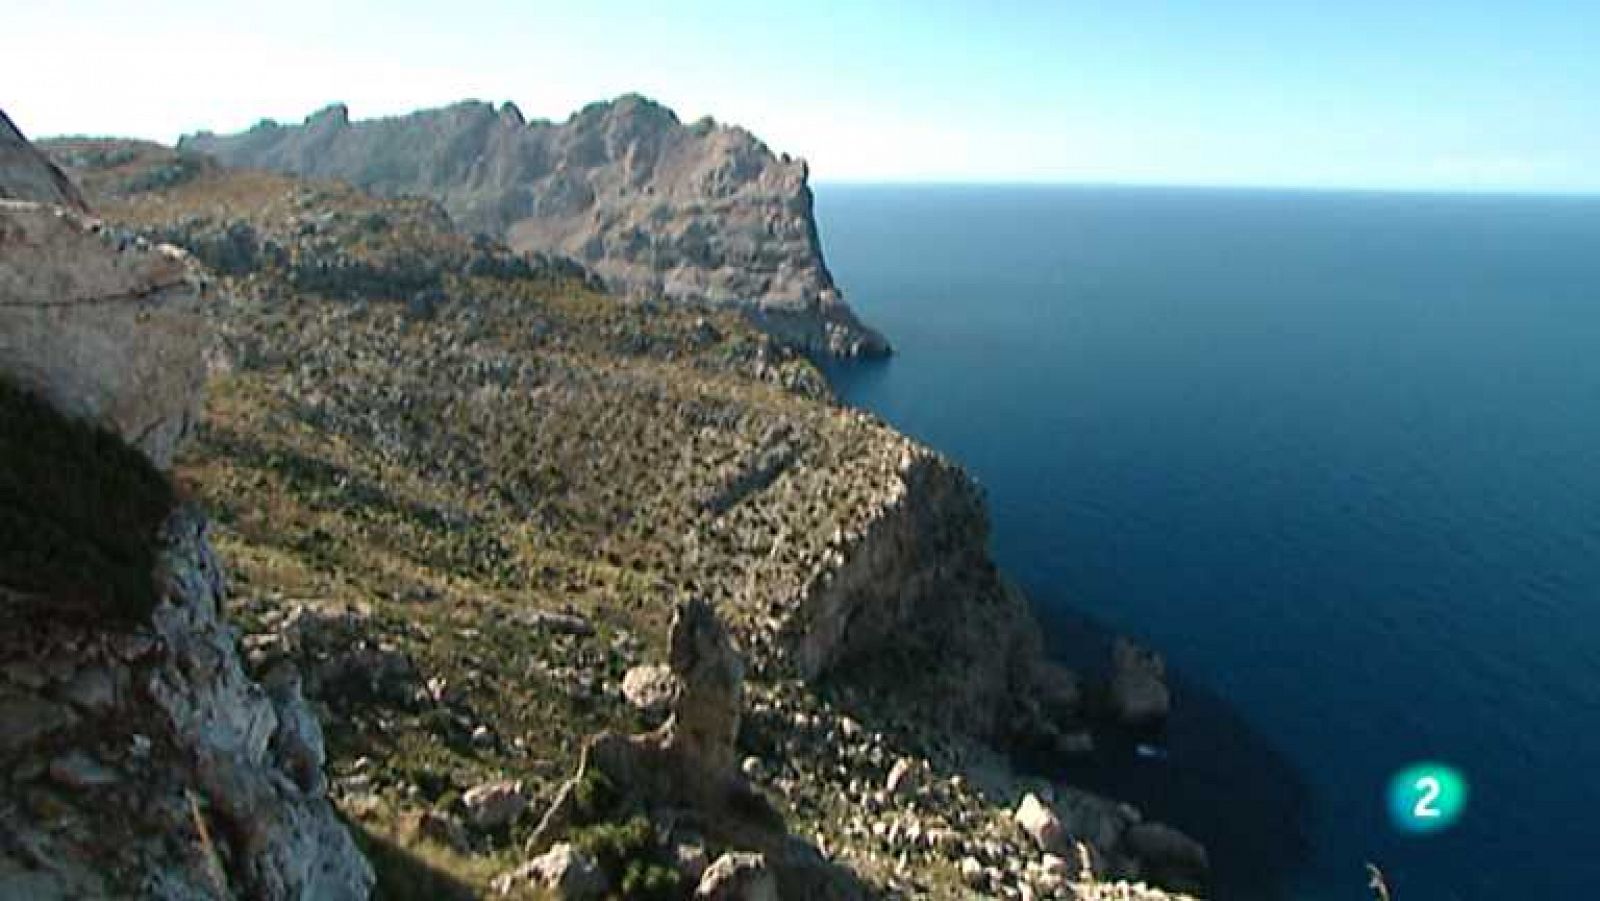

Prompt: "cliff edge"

[180,96,890,359]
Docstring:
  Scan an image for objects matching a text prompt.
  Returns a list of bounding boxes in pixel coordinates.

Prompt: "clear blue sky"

[8,0,1599,191]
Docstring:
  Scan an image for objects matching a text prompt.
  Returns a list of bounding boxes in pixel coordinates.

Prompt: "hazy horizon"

[10,0,1600,193]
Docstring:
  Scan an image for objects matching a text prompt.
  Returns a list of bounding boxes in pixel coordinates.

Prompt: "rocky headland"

[180,96,890,360]
[2,107,1207,899]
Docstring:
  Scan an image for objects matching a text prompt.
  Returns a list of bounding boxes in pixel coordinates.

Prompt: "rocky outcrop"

[179,96,888,358]
[1108,638,1171,727]
[0,110,86,210]
[763,443,1079,749]
[0,507,373,899]
[0,200,208,470]
[523,599,863,899]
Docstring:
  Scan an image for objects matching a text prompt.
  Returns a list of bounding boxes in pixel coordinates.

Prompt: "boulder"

[621,664,678,718]
[462,779,529,831]
[885,757,920,799]
[695,853,777,901]
[1014,792,1068,855]
[494,843,608,899]
[1108,638,1171,726]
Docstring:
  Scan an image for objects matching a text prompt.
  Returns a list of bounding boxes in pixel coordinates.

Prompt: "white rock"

[462,779,528,830]
[1015,792,1068,855]
[695,852,777,900]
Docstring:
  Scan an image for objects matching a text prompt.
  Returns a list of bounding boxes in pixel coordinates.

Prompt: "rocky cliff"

[180,96,889,358]
[0,117,372,898]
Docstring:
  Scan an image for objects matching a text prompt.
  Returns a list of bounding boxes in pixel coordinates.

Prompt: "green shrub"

[0,379,175,619]
[570,815,682,900]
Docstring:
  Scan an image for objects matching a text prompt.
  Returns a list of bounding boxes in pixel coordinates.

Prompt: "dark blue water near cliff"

[813,185,1600,900]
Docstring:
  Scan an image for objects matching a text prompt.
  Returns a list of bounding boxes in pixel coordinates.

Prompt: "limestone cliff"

[179,96,889,358]
[0,115,372,899]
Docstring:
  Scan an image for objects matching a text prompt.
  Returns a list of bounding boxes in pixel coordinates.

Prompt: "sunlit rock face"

[181,95,890,358]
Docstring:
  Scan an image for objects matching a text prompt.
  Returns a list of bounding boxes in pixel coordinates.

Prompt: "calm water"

[814,185,1600,900]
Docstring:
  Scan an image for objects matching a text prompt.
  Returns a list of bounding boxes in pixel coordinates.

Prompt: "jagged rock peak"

[180,96,890,358]
[0,108,88,211]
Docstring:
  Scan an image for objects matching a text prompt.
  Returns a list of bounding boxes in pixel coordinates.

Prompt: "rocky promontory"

[180,96,889,359]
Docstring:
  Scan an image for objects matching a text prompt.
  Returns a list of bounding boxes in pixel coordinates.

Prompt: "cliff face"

[0,115,372,899]
[180,96,889,358]
[0,509,374,899]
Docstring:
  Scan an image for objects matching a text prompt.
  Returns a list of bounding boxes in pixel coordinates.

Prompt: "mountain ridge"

[180,95,891,359]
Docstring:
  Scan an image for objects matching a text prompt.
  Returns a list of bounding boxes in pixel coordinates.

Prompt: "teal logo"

[1388,762,1468,834]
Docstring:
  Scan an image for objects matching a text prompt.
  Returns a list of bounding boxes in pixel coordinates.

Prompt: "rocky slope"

[39,132,1206,898]
[180,96,889,359]
[0,117,372,898]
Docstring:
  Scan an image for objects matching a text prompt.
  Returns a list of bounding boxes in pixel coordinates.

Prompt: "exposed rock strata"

[179,96,888,358]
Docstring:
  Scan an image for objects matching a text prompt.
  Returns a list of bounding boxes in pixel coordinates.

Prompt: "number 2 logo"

[1413,776,1442,819]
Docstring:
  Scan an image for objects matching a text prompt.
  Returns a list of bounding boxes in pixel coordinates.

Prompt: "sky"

[7,0,1600,192]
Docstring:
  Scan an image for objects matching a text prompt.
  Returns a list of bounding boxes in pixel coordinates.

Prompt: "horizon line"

[810,178,1600,199]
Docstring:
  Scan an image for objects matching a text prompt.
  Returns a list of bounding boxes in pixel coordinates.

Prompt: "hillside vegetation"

[43,139,1201,899]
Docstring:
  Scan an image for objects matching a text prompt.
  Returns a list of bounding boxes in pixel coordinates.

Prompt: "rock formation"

[0,112,371,898]
[524,598,863,899]
[180,96,889,358]
[0,111,86,210]
[0,202,208,470]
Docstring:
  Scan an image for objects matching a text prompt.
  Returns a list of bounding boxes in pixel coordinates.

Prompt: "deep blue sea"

[813,185,1600,900]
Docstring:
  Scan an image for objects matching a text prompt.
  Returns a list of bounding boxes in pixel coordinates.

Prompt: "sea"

[813,184,1600,900]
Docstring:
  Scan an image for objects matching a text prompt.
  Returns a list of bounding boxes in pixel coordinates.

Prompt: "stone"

[694,853,777,900]
[1108,638,1170,727]
[47,750,118,790]
[885,757,919,799]
[959,856,985,889]
[521,609,595,636]
[1014,792,1067,855]
[494,843,608,899]
[462,778,529,830]
[621,664,678,718]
